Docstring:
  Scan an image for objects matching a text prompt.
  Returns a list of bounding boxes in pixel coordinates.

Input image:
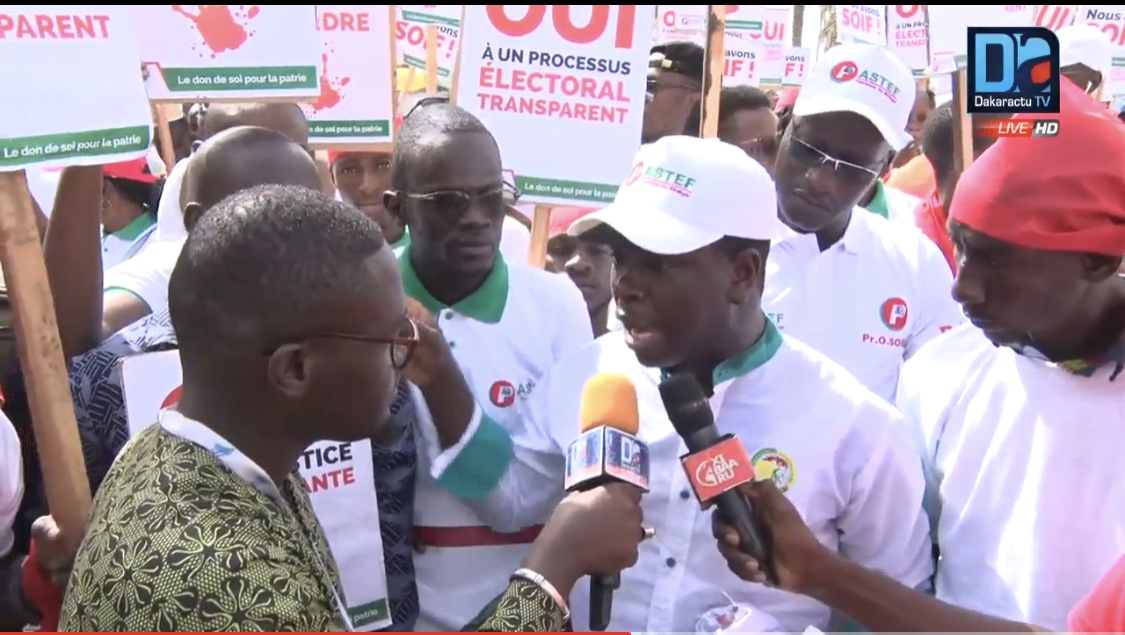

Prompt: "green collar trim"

[661,318,783,386]
[105,212,156,240]
[864,180,891,219]
[390,228,410,250]
[399,248,509,324]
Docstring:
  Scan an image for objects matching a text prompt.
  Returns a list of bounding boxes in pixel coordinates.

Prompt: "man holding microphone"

[450,136,932,632]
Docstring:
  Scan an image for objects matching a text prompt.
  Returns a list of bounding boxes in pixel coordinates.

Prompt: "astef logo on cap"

[829,60,902,104]
[624,161,697,197]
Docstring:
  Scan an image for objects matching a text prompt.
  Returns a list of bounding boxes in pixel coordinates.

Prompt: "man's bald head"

[201,102,309,147]
[180,125,321,230]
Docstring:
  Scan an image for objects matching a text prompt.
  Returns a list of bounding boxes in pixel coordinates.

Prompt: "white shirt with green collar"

[102,213,157,272]
[402,249,593,632]
[447,319,932,631]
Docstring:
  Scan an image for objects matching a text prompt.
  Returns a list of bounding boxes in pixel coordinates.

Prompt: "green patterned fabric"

[59,425,569,632]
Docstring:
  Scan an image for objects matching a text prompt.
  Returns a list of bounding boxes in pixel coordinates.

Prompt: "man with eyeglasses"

[764,44,964,403]
[644,42,704,143]
[382,102,592,632]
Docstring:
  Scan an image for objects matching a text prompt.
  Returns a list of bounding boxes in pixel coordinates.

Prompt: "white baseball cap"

[794,44,916,150]
[568,136,784,254]
[1058,24,1114,77]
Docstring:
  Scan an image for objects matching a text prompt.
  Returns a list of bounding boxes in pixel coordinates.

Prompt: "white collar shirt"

[462,322,933,632]
[763,208,965,402]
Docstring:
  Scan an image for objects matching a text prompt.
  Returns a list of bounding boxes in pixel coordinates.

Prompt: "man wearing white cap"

[765,44,965,402]
[450,135,933,632]
[1058,24,1114,101]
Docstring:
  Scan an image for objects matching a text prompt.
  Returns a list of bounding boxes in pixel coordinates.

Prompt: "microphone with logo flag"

[564,373,649,632]
[658,372,777,584]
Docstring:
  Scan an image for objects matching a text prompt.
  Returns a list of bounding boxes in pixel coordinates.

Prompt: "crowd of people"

[0,22,1122,634]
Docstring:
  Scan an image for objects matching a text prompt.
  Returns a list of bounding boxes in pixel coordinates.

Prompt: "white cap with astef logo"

[567,136,784,254]
[794,43,916,150]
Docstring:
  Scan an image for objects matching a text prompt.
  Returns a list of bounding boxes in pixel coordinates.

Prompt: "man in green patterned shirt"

[60,179,645,631]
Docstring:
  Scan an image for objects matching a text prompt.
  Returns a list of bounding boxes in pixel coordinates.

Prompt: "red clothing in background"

[1069,555,1125,632]
[914,189,956,274]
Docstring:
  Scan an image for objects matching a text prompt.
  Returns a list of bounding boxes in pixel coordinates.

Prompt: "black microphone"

[658,372,777,583]
[564,373,650,631]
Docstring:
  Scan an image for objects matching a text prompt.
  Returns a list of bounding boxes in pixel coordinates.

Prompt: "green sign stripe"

[160,65,318,92]
[309,120,392,138]
[0,125,151,168]
[348,598,389,627]
[516,176,618,203]
[400,11,459,28]
[402,54,451,77]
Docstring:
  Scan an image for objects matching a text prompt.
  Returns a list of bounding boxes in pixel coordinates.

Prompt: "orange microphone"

[564,373,648,631]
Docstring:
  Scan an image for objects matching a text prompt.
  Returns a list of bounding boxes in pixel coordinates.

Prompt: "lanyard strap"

[160,410,355,630]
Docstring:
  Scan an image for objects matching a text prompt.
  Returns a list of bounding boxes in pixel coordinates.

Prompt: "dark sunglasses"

[645,78,698,102]
[403,186,507,221]
[264,319,419,370]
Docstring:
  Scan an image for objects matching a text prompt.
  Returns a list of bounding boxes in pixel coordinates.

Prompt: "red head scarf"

[950,80,1125,256]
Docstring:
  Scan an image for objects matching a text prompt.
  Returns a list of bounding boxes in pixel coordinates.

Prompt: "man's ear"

[182,201,203,232]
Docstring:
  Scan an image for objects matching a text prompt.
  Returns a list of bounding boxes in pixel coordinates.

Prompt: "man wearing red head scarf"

[710,78,1125,634]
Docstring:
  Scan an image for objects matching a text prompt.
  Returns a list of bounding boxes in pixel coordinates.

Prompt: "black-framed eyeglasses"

[264,318,420,370]
[403,186,507,221]
[788,136,881,182]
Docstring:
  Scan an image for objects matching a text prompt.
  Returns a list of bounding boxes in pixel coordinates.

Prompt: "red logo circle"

[830,61,859,83]
[161,385,183,410]
[489,380,517,408]
[624,162,645,186]
[880,298,910,332]
[895,5,921,19]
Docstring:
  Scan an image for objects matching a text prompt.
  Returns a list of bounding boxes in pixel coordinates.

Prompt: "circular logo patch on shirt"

[752,448,796,494]
[830,61,859,83]
[879,297,910,331]
[488,380,517,408]
[161,385,183,410]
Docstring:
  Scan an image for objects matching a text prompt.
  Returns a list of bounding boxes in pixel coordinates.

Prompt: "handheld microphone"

[564,373,649,632]
[658,372,777,584]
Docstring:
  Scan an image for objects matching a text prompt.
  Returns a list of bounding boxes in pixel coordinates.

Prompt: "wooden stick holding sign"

[151,102,178,171]
[0,172,91,547]
[951,69,975,175]
[699,5,728,138]
[425,24,441,93]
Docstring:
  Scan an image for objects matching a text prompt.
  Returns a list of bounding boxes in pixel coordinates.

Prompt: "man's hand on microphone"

[521,483,644,598]
[712,480,834,594]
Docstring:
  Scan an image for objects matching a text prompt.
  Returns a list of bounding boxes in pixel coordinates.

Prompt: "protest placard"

[836,5,888,47]
[0,7,152,168]
[305,6,396,147]
[749,7,790,84]
[1036,4,1077,30]
[927,5,1035,71]
[654,5,767,86]
[782,47,809,86]
[1074,6,1125,95]
[458,6,652,206]
[887,5,929,74]
[136,5,321,101]
[396,5,461,85]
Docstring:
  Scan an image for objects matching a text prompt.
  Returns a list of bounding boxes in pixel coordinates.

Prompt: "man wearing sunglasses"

[383,103,593,632]
[644,42,704,143]
[765,44,964,403]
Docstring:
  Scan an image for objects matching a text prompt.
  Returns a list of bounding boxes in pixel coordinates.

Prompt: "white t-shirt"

[102,238,184,313]
[897,324,1125,630]
[499,215,531,263]
[0,410,23,558]
[151,157,190,245]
